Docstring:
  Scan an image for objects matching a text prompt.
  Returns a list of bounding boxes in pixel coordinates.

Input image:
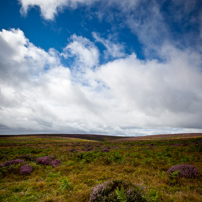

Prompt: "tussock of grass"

[0,135,202,201]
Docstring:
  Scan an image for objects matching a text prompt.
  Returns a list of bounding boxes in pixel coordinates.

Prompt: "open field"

[0,133,202,202]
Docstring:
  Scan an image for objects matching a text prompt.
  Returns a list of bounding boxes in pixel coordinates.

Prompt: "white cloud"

[62,34,99,69]
[19,0,96,20]
[1,28,202,135]
[0,29,60,86]
[19,0,140,20]
[19,0,202,57]
[116,0,169,57]
[88,0,202,58]
[95,51,202,128]
[92,32,126,59]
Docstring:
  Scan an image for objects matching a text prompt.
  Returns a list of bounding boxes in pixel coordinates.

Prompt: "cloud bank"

[0,28,202,135]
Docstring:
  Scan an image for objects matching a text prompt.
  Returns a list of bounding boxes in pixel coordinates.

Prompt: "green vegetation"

[115,185,127,202]
[0,135,202,201]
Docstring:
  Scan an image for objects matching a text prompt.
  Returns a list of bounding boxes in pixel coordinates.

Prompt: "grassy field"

[0,134,202,202]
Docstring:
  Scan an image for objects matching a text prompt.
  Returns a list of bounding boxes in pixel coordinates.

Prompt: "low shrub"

[61,178,73,190]
[0,159,24,167]
[102,148,110,153]
[0,160,24,176]
[167,164,199,178]
[103,152,124,165]
[36,156,52,165]
[20,165,33,175]
[51,159,61,168]
[90,180,147,202]
[69,148,79,153]
[75,151,102,163]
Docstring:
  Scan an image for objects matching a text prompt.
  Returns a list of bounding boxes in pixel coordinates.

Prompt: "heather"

[90,179,147,202]
[19,165,33,175]
[167,164,199,178]
[0,134,202,202]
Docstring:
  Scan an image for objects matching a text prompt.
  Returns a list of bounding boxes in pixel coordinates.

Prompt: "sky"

[0,0,202,136]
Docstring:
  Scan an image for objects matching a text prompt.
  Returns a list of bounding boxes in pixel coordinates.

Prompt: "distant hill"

[0,134,127,141]
[0,133,202,141]
[114,133,202,141]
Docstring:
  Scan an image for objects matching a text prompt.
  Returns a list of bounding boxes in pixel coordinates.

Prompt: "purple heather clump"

[36,156,52,165]
[173,143,184,147]
[167,164,199,178]
[51,159,61,168]
[19,165,33,175]
[0,159,24,168]
[86,147,93,151]
[147,144,153,147]
[69,148,78,153]
[101,148,110,153]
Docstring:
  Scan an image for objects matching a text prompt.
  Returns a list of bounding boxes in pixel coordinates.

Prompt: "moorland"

[0,133,202,202]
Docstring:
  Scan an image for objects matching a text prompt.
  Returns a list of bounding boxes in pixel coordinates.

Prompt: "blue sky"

[0,0,202,136]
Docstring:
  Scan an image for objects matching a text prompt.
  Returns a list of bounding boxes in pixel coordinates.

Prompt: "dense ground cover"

[0,135,201,202]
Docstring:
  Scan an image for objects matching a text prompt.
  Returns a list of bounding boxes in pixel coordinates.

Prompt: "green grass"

[0,135,202,202]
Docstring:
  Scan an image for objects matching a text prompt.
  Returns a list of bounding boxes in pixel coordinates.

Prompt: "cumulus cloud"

[95,52,202,129]
[62,34,99,69]
[1,28,202,135]
[0,29,59,85]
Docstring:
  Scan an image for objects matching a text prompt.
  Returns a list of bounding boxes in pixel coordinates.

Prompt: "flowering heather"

[173,143,184,147]
[36,156,52,165]
[69,148,78,153]
[20,165,33,175]
[0,159,24,167]
[101,148,110,153]
[86,147,93,151]
[167,164,199,178]
[90,180,147,202]
[51,159,61,168]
